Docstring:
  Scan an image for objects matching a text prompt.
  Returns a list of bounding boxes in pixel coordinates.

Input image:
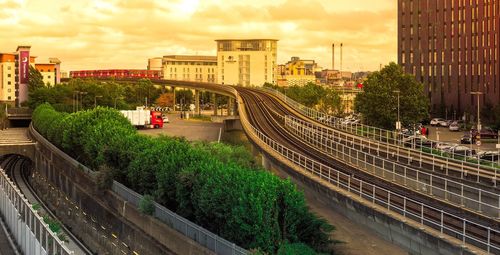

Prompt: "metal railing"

[259,87,500,181]
[237,93,500,255]
[284,115,500,218]
[112,182,247,255]
[0,169,73,255]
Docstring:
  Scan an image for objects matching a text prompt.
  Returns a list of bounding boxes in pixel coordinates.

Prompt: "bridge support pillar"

[212,93,218,116]
[227,97,233,116]
[233,98,238,116]
[172,86,176,111]
[261,154,271,170]
[195,90,200,116]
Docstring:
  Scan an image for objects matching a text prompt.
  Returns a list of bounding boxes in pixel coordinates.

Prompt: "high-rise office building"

[398,0,499,116]
[216,39,277,86]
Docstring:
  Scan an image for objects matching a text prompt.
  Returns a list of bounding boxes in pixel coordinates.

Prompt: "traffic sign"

[476,140,481,146]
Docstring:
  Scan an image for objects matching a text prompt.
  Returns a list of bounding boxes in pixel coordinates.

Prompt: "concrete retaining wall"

[30,128,215,255]
[256,146,478,255]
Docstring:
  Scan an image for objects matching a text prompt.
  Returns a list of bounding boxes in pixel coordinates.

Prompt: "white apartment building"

[0,55,16,102]
[161,55,217,83]
[216,39,277,86]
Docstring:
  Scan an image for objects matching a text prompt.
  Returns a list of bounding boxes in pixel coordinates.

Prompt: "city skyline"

[0,0,396,72]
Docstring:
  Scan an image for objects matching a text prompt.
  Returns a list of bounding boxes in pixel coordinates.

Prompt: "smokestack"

[332,43,335,70]
[340,43,343,74]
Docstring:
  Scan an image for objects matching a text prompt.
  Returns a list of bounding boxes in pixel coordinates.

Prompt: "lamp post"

[73,91,80,112]
[114,96,124,109]
[471,91,483,145]
[79,92,88,110]
[393,90,401,131]
[94,95,103,108]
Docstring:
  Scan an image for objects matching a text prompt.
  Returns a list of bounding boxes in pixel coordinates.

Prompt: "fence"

[236,93,500,255]
[112,181,248,255]
[0,169,73,255]
[259,87,500,182]
[284,115,500,218]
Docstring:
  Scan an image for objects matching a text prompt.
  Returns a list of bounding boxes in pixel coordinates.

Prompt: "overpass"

[0,128,35,160]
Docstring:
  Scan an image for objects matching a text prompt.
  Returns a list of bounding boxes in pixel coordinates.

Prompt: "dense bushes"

[32,103,334,254]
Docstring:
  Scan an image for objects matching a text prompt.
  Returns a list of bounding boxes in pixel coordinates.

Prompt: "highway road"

[236,87,500,254]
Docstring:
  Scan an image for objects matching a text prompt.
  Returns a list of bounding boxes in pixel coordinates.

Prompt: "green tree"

[318,88,344,116]
[355,62,429,129]
[139,195,155,215]
[28,65,45,91]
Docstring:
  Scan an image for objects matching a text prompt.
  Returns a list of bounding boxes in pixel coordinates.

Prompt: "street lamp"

[470,91,483,145]
[114,96,124,109]
[393,90,401,130]
[94,95,103,108]
[79,92,88,110]
[73,90,80,112]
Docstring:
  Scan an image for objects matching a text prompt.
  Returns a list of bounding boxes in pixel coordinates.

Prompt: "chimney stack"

[340,43,343,74]
[332,43,335,70]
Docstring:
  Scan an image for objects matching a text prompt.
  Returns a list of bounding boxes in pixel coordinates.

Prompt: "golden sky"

[0,0,396,72]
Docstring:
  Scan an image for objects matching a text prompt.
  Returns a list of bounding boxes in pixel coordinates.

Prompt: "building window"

[7,81,11,85]
[7,74,11,77]
[7,89,11,92]
[7,66,11,70]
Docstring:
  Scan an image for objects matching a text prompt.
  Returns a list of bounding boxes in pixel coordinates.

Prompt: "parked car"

[402,135,433,149]
[430,118,445,126]
[471,127,498,139]
[445,145,476,157]
[162,115,170,123]
[435,142,456,151]
[438,119,451,127]
[477,151,500,162]
[460,133,475,144]
[449,121,460,131]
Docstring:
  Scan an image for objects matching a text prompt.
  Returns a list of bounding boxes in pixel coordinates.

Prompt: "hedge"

[32,104,334,254]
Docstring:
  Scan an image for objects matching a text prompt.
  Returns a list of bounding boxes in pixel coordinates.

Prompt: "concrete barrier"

[29,126,216,255]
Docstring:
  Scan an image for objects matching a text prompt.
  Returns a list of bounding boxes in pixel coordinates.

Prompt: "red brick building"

[398,0,499,117]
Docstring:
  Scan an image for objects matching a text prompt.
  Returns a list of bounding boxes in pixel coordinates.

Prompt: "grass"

[188,114,212,122]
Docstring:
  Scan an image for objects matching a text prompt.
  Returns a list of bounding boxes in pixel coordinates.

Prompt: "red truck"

[120,107,164,129]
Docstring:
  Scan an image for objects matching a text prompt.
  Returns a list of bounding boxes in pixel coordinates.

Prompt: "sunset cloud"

[0,0,396,72]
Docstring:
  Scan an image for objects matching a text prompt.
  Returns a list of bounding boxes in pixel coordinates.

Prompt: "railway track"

[0,155,92,255]
[260,88,500,188]
[236,87,500,254]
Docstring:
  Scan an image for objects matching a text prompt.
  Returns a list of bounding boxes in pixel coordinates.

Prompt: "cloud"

[0,0,396,71]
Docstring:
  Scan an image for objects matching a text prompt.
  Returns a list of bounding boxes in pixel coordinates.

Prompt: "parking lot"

[426,126,499,151]
[138,113,223,141]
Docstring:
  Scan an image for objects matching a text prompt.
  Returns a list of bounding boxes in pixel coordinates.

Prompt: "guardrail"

[284,115,500,218]
[112,182,247,255]
[236,92,500,255]
[259,87,500,182]
[0,168,73,255]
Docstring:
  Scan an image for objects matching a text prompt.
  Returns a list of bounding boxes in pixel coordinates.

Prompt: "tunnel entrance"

[8,119,31,128]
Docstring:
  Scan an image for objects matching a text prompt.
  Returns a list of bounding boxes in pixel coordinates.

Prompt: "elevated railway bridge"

[0,78,498,254]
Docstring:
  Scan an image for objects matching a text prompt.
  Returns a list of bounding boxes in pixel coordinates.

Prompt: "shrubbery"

[32,104,334,254]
